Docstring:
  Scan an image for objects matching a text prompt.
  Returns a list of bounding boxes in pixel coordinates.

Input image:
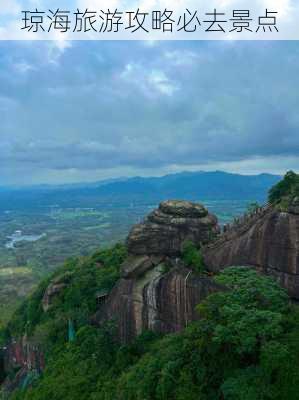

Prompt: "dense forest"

[5,260,299,400]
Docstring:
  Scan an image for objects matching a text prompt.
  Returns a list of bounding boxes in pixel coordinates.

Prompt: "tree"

[182,241,205,274]
[268,170,299,204]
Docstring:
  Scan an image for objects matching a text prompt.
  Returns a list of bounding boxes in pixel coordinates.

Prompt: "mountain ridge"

[7,170,281,191]
[0,171,281,211]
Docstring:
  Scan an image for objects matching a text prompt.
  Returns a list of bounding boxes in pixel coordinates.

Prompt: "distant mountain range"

[0,171,281,211]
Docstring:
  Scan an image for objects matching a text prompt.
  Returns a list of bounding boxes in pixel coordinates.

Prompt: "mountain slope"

[3,261,299,400]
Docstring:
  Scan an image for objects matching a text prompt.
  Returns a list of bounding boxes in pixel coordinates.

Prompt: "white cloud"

[47,40,72,65]
[0,95,18,111]
[121,62,178,97]
[76,0,120,11]
[164,50,201,66]
[0,0,21,15]
[148,69,178,96]
[14,61,36,73]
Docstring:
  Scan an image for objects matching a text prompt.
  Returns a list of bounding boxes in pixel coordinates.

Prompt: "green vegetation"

[2,244,126,348]
[0,267,37,332]
[2,174,297,398]
[182,240,205,274]
[4,264,299,400]
[0,201,251,327]
[0,206,145,327]
[268,170,299,207]
[246,201,260,214]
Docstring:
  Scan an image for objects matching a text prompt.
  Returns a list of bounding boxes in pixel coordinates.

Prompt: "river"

[5,231,46,249]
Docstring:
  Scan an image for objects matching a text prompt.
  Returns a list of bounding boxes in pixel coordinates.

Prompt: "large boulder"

[127,200,219,256]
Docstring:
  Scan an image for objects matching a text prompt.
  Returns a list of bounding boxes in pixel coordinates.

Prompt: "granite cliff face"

[203,205,299,299]
[98,262,221,343]
[96,200,221,342]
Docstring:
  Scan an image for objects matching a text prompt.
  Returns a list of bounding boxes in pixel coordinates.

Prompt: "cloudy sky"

[1,39,299,185]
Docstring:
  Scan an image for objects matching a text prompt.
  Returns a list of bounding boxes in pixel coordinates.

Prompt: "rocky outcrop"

[2,272,72,393]
[1,336,44,394]
[96,200,222,342]
[288,197,299,215]
[3,337,44,373]
[42,272,72,312]
[127,200,219,256]
[97,260,222,343]
[121,255,164,279]
[102,198,299,343]
[203,207,299,299]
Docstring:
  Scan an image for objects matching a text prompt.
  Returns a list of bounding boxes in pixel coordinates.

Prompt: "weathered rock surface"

[203,207,299,299]
[288,197,299,215]
[95,200,222,342]
[2,336,44,394]
[121,255,163,279]
[97,262,222,343]
[127,200,219,256]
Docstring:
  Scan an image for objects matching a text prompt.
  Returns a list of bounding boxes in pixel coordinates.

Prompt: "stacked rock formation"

[97,200,221,342]
[127,200,219,256]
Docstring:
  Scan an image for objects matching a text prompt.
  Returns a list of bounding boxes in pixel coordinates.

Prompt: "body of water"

[5,231,46,249]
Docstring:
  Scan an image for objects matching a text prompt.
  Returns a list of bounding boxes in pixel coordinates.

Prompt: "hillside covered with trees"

[2,172,299,400]
[1,252,299,400]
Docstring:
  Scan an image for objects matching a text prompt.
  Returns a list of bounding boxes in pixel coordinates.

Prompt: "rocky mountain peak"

[158,200,208,218]
[127,200,219,257]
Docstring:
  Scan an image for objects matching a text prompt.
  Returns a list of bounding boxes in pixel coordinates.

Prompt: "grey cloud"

[0,41,299,184]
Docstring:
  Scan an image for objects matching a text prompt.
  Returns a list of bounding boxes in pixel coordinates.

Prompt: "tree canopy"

[268,170,299,206]
[8,266,299,400]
